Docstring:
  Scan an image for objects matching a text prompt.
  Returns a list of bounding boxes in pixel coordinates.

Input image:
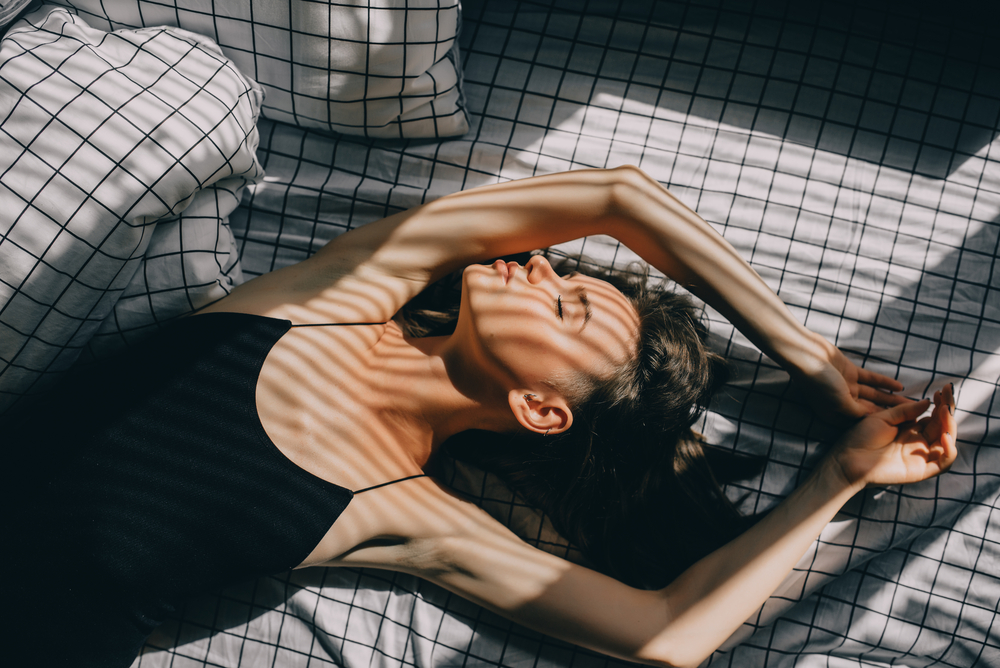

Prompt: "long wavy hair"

[400,253,762,589]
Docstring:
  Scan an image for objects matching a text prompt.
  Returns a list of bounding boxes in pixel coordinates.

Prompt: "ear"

[508,390,573,435]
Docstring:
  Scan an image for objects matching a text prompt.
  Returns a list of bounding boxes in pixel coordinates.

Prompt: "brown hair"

[401,254,762,588]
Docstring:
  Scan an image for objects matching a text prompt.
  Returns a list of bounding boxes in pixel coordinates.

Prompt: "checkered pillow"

[80,179,249,360]
[0,0,33,30]
[51,0,468,139]
[0,6,264,415]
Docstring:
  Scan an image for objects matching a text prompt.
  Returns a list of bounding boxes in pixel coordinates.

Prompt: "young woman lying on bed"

[8,166,956,667]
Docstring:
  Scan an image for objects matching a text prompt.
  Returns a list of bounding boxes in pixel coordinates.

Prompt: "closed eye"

[579,289,592,325]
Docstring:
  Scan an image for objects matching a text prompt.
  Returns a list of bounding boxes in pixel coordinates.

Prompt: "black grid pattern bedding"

[131,0,999,666]
[0,6,263,414]
[82,178,249,359]
[0,0,32,30]
[50,0,469,139]
[2,0,992,665]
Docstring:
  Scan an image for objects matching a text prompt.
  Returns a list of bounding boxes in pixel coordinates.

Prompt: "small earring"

[544,428,551,436]
[523,393,536,402]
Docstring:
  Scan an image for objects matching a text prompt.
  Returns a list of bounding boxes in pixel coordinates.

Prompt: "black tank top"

[5,312,424,667]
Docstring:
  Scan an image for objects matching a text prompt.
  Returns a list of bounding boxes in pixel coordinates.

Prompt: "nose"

[525,255,558,284]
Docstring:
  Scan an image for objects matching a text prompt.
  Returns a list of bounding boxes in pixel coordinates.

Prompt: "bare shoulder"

[198,223,421,325]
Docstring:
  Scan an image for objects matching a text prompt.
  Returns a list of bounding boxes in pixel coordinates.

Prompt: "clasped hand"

[829,384,957,490]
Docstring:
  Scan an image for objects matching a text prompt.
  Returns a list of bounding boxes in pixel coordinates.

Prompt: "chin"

[460,264,496,302]
[462,263,492,281]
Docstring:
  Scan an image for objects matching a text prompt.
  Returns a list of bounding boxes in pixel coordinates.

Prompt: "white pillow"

[81,179,249,359]
[0,0,33,30]
[0,6,264,414]
[50,0,469,139]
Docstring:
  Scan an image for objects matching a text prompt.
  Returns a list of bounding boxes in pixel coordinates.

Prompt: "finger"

[921,408,943,443]
[880,398,931,425]
[939,385,957,442]
[858,398,881,414]
[935,386,958,458]
[942,430,958,470]
[928,420,959,474]
[923,391,958,448]
[840,400,870,419]
[857,368,905,391]
[858,385,913,407]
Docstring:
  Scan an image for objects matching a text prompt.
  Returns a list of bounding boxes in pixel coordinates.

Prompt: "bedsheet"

[129,0,999,666]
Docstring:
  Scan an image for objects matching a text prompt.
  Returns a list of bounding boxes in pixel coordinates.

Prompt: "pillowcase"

[81,180,248,360]
[50,0,469,139]
[0,6,263,415]
[0,0,33,30]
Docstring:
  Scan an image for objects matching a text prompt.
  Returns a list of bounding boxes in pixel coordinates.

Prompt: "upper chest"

[253,323,426,494]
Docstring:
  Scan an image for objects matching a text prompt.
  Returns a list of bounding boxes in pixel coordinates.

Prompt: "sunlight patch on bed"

[516,94,1000,355]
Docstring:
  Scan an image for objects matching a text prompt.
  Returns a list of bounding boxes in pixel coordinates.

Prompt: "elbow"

[606,164,649,217]
[610,163,645,177]
[630,590,718,668]
[608,164,648,191]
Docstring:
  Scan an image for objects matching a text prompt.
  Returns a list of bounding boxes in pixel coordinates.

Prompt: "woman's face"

[458,255,639,393]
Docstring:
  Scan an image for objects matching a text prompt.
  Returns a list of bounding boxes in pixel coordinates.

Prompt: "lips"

[494,260,522,284]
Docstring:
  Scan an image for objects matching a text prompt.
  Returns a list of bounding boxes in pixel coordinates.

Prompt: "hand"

[829,384,957,490]
[793,335,912,424]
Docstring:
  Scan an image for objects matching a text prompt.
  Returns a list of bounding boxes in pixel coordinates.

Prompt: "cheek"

[484,324,568,383]
[472,291,551,336]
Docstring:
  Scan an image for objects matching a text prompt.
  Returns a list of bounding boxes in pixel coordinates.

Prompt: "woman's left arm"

[334,388,956,668]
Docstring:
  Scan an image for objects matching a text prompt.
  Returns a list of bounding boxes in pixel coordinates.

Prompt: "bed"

[1,0,998,666]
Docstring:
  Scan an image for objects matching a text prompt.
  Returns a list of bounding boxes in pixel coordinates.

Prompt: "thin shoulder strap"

[289,321,388,327]
[353,473,429,495]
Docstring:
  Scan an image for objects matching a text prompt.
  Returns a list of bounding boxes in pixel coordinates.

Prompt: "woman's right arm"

[211,166,904,419]
[333,387,956,668]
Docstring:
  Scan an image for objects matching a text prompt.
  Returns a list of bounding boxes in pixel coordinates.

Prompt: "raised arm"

[335,386,955,668]
[602,167,908,420]
[215,166,904,417]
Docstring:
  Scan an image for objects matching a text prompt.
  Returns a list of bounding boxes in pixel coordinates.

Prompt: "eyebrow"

[578,288,592,329]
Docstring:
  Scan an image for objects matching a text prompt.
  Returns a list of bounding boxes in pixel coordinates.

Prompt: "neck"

[369,325,513,462]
